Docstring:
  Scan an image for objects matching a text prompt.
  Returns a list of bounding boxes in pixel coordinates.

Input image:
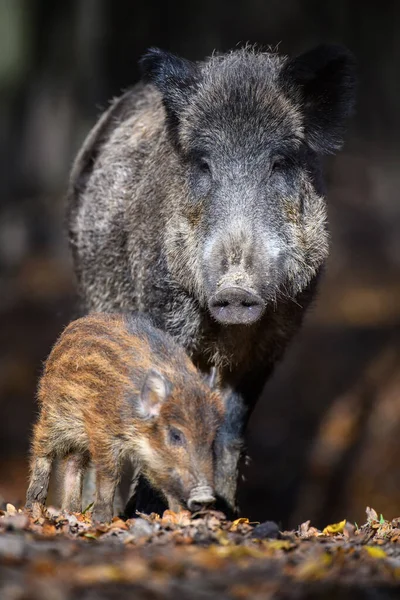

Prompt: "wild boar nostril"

[213,299,229,308]
[241,299,256,308]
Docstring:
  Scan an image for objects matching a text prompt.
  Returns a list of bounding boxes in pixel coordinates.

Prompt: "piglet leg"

[62,452,89,513]
[26,455,52,509]
[93,469,118,523]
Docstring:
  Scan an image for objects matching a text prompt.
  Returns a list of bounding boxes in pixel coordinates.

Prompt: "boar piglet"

[26,313,224,522]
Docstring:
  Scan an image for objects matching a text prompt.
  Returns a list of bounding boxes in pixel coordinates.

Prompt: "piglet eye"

[169,427,185,446]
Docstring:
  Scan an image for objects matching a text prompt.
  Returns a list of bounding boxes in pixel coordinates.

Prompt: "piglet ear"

[282,44,357,154]
[138,369,170,420]
[139,48,200,143]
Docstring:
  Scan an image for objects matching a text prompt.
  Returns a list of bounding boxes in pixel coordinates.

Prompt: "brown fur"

[26,313,224,522]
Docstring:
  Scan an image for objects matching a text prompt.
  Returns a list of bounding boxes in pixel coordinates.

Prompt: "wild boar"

[25,313,224,522]
[67,44,356,514]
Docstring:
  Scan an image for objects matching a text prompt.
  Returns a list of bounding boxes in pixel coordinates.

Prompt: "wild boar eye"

[169,427,185,446]
[198,158,211,174]
[270,158,286,174]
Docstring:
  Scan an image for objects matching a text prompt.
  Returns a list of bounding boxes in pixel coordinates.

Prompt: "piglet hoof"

[25,501,45,520]
[92,507,113,525]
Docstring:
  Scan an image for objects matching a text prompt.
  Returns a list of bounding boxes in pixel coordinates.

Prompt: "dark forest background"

[1,0,400,529]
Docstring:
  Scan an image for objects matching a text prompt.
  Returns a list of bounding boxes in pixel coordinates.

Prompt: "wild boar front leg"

[214,437,243,517]
[213,398,246,516]
[26,455,53,509]
[62,452,90,513]
[214,371,269,516]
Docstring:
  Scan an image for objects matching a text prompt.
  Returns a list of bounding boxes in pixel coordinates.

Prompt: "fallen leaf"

[41,522,57,537]
[364,546,387,559]
[109,518,129,530]
[299,520,320,538]
[210,544,266,560]
[343,522,356,538]
[230,518,250,531]
[323,519,346,535]
[214,529,231,546]
[299,520,310,535]
[204,514,223,531]
[136,511,160,522]
[161,510,191,527]
[295,553,332,580]
[6,504,17,516]
[74,565,125,584]
[366,507,379,523]
[0,513,29,531]
[82,502,93,514]
[262,540,294,551]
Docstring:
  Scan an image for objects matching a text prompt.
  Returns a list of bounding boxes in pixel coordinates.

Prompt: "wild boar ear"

[282,44,357,154]
[140,48,200,139]
[138,369,170,420]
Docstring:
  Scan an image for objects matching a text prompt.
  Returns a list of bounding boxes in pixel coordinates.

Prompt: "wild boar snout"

[209,285,264,325]
[187,485,215,511]
[203,219,282,325]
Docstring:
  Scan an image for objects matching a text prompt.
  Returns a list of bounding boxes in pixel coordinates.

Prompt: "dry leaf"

[6,504,17,516]
[214,529,231,546]
[0,513,29,531]
[74,565,125,585]
[364,546,387,559]
[262,540,293,551]
[299,520,310,535]
[161,510,191,527]
[210,544,266,560]
[230,518,250,532]
[83,532,98,540]
[323,519,346,535]
[366,507,379,522]
[295,553,332,580]
[109,518,129,531]
[299,520,320,538]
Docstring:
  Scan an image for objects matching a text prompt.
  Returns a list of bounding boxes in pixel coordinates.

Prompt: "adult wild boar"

[67,44,356,514]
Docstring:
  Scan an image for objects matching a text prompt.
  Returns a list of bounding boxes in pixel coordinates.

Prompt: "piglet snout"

[187,486,215,511]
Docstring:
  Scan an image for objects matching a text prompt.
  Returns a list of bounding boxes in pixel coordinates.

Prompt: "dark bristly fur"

[26,313,224,522]
[67,45,356,513]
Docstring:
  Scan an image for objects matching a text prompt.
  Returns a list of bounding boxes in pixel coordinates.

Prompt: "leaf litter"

[1,504,400,598]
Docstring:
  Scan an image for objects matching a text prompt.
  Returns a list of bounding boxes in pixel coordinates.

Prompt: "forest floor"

[1,505,400,599]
